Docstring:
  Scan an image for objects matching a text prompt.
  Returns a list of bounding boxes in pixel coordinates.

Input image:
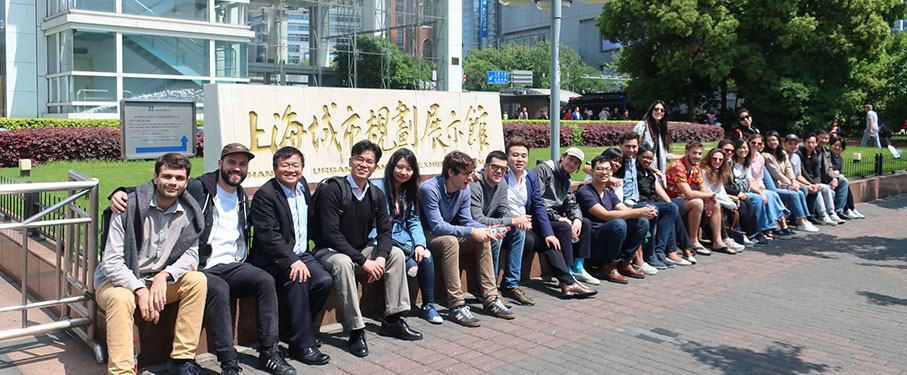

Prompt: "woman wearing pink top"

[746,134,797,238]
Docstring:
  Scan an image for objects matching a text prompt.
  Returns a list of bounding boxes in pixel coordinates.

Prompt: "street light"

[499,0,607,160]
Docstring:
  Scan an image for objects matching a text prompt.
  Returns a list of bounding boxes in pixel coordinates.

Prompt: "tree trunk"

[687,83,696,122]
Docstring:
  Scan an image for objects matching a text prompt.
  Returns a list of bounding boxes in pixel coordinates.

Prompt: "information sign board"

[120,100,197,160]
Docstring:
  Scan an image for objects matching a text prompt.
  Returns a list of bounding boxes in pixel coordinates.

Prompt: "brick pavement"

[3,195,907,375]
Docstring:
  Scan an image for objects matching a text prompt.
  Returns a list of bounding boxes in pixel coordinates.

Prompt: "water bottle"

[489,226,511,236]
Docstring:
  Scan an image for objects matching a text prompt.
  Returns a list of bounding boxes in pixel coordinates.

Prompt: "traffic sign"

[511,70,533,86]
[487,71,509,85]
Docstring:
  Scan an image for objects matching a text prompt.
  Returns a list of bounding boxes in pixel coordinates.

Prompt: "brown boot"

[599,261,628,284]
[617,259,646,279]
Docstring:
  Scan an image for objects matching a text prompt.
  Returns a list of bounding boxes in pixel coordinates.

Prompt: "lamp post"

[498,0,606,160]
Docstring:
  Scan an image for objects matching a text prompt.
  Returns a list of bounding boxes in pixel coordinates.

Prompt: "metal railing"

[0,170,104,364]
[0,176,69,241]
[841,152,907,179]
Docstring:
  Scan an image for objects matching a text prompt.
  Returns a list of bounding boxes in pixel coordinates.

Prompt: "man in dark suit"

[249,146,334,366]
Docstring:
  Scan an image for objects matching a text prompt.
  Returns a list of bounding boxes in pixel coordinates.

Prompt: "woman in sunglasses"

[632,100,673,173]
[368,148,440,324]
[731,108,760,143]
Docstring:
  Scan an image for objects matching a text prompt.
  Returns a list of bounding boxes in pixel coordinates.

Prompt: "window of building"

[123,0,208,22]
[215,41,247,78]
[215,0,247,25]
[123,78,205,100]
[72,31,116,72]
[123,34,210,76]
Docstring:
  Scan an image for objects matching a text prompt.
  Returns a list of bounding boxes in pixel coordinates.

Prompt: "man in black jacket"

[111,144,302,375]
[730,108,760,143]
[248,146,334,367]
[311,140,420,358]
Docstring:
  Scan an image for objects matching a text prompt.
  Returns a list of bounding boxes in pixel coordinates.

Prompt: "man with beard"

[112,145,306,374]
[96,153,207,375]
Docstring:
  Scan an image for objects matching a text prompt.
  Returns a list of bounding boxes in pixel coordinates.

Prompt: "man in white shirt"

[861,104,882,148]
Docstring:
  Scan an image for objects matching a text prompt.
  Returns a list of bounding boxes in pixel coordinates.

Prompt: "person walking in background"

[599,107,610,121]
[861,104,881,148]
[518,107,529,120]
[538,109,550,120]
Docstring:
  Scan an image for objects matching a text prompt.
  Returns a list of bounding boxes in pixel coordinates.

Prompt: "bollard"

[874,153,884,176]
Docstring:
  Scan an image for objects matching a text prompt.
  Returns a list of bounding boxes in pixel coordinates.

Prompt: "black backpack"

[310,176,383,227]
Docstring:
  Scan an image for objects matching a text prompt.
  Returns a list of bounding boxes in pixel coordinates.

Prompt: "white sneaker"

[725,240,745,252]
[852,209,866,219]
[683,255,697,264]
[842,209,860,220]
[574,268,601,285]
[800,221,820,232]
[818,215,838,226]
[740,236,756,247]
[829,213,846,224]
[633,263,659,275]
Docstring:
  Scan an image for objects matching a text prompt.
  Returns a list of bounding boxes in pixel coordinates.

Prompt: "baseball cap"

[784,134,800,142]
[563,147,585,162]
[221,143,255,160]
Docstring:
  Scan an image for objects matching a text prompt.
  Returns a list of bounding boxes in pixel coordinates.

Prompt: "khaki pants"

[314,246,410,331]
[425,232,498,307]
[96,271,207,375]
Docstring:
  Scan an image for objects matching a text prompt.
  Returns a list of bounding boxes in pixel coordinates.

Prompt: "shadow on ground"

[682,341,833,375]
[749,233,907,262]
[857,291,907,306]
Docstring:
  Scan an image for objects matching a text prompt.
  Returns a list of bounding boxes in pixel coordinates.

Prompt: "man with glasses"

[419,151,516,327]
[468,151,534,306]
[311,140,421,358]
[731,108,760,143]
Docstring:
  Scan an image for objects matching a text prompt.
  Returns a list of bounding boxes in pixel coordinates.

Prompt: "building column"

[437,0,462,92]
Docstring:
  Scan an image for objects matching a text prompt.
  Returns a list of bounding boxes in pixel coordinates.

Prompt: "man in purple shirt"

[576,155,656,284]
[418,151,515,327]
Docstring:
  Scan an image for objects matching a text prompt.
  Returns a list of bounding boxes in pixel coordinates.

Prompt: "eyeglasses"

[278,162,301,170]
[711,157,724,162]
[489,164,508,174]
[739,115,751,120]
[594,166,613,172]
[653,108,665,113]
[750,141,763,146]
[722,148,734,153]
[352,156,376,166]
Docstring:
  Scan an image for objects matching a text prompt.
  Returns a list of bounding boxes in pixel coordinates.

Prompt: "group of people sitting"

[91,101,865,375]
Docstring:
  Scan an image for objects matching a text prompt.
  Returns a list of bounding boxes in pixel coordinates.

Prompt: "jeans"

[489,229,526,290]
[746,193,778,231]
[668,198,693,252]
[832,177,850,213]
[639,201,678,261]
[861,128,882,148]
[806,184,835,216]
[590,218,649,264]
[773,187,809,220]
[404,251,436,306]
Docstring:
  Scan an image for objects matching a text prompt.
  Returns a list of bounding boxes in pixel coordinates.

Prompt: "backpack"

[310,176,382,227]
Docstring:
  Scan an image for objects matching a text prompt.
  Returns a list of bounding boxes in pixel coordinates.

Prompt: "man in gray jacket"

[94,153,207,375]
[533,147,597,285]
[469,151,533,305]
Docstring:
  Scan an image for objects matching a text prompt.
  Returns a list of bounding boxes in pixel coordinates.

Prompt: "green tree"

[598,0,906,131]
[333,35,434,89]
[462,42,618,93]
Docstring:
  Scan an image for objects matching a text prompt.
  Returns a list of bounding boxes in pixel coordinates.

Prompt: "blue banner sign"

[487,71,509,85]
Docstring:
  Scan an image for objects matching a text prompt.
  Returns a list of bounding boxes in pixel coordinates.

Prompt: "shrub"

[0,118,204,130]
[503,121,725,147]
[0,128,206,167]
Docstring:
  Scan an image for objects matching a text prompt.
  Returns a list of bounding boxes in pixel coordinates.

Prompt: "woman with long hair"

[717,140,761,245]
[368,148,440,323]
[731,139,785,240]
[697,148,741,254]
[746,134,798,238]
[633,100,673,173]
[828,137,865,219]
[760,131,820,231]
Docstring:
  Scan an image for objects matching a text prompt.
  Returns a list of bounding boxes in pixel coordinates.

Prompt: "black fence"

[0,175,65,241]
[840,151,907,179]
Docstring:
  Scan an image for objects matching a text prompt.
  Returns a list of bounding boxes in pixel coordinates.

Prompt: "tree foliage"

[598,0,907,133]
[333,35,434,89]
[462,42,619,93]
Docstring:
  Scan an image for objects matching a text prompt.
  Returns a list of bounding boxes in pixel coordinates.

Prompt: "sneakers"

[483,298,516,320]
[841,209,859,220]
[818,215,838,226]
[740,236,756,248]
[573,268,602,285]
[666,256,693,266]
[851,209,866,219]
[449,304,481,327]
[168,360,202,375]
[220,359,243,375]
[421,303,443,324]
[725,239,745,252]
[258,346,296,375]
[501,287,536,306]
[798,221,820,233]
[633,263,659,275]
[829,212,846,224]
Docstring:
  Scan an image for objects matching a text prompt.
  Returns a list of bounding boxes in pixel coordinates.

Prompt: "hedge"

[503,121,725,147]
[0,118,205,131]
[0,128,205,167]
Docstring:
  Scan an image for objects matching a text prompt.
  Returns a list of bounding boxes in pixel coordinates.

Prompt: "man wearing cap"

[532,147,597,286]
[110,144,301,375]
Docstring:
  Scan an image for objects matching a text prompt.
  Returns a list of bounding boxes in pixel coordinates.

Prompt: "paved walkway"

[2,195,907,374]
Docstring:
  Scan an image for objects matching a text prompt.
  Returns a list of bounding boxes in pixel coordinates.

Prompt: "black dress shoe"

[289,346,330,366]
[348,330,368,357]
[379,318,423,341]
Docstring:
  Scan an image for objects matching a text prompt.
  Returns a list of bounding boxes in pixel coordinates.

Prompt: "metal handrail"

[0,170,104,364]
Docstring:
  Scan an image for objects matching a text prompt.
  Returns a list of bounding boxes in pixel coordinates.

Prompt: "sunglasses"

[739,115,751,120]
[750,141,763,146]
[722,148,734,153]
[711,157,724,162]
[489,164,508,174]
[653,108,665,113]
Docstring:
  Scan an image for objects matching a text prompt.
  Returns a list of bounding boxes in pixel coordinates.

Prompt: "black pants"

[524,228,575,285]
[264,253,334,351]
[204,262,280,363]
[548,219,592,267]
[736,199,758,236]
